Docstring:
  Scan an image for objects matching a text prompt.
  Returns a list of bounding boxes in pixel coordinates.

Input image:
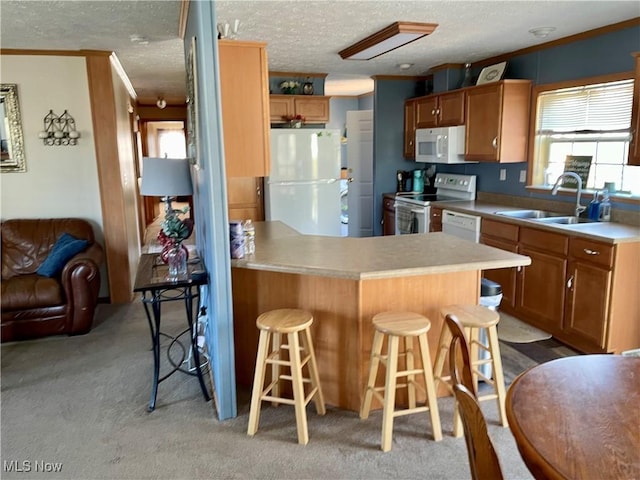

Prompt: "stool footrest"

[393,405,432,418]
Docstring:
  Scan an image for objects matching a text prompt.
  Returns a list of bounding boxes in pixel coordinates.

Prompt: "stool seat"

[248,308,325,445]
[440,305,499,328]
[373,311,431,337]
[361,311,442,452]
[257,308,313,332]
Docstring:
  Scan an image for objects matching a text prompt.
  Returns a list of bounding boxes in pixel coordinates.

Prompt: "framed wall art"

[186,36,200,169]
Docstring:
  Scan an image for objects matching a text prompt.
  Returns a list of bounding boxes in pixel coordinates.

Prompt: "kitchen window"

[531,76,639,196]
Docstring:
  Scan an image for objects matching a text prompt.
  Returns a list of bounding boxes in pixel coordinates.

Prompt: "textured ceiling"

[1,1,638,100]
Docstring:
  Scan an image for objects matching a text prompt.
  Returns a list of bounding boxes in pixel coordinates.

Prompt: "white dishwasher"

[442,209,481,243]
[442,209,493,379]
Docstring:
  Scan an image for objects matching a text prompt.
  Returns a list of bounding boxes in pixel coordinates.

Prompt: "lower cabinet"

[430,207,442,232]
[516,227,568,337]
[382,195,395,236]
[481,217,639,354]
[227,177,264,222]
[563,238,614,351]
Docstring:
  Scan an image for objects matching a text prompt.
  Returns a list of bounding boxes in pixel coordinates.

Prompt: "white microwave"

[415,126,466,164]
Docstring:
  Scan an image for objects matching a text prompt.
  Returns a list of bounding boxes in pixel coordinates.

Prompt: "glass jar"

[167,243,188,277]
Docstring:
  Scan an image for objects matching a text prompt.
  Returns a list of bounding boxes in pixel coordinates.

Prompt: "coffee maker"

[396,170,413,192]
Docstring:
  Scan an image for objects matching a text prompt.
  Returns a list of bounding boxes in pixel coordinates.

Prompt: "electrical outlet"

[499,169,507,181]
[519,170,527,183]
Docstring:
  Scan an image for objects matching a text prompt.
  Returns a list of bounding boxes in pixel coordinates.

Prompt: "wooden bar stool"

[360,311,442,452]
[247,309,325,445]
[433,304,508,437]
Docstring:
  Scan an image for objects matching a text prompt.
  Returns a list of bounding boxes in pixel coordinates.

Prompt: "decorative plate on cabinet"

[476,61,507,85]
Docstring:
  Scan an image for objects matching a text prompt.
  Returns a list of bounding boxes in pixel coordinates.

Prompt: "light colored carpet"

[1,302,539,480]
[498,313,552,344]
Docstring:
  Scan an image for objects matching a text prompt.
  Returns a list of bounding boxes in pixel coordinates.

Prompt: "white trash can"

[478,278,503,380]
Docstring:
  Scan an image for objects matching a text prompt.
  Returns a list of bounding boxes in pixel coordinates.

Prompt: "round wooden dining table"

[506,355,640,480]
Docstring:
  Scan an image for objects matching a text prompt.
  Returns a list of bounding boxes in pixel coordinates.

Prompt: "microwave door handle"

[436,135,442,158]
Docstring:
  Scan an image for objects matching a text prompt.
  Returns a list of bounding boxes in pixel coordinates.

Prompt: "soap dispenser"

[599,191,611,222]
[588,191,601,221]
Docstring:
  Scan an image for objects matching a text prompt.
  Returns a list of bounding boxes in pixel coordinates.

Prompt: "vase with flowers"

[279,80,300,95]
[158,206,194,277]
[283,114,305,128]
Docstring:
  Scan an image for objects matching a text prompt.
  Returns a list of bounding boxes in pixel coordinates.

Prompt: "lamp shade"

[140,157,193,197]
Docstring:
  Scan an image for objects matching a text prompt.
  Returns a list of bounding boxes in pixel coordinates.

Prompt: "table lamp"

[140,157,193,218]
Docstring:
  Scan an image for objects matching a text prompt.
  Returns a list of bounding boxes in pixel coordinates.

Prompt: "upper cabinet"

[464,80,531,163]
[269,95,330,124]
[403,99,416,159]
[628,53,640,166]
[218,40,271,177]
[415,90,465,128]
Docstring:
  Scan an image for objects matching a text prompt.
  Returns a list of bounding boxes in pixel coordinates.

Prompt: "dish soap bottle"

[599,191,611,222]
[588,191,601,221]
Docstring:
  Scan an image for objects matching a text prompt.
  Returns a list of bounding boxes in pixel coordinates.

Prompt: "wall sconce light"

[38,110,80,146]
[339,21,438,60]
[156,97,167,109]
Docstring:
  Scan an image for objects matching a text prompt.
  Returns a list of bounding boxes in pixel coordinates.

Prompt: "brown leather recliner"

[1,218,104,342]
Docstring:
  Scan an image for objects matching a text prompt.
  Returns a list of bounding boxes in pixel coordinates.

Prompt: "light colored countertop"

[433,201,640,244]
[230,221,531,280]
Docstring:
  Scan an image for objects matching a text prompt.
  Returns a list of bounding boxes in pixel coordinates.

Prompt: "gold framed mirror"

[1,84,26,173]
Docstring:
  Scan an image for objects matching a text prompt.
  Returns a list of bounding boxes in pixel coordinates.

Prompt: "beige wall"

[0,55,109,296]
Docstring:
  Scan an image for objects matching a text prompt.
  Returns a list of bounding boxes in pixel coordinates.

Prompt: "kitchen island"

[231,221,531,412]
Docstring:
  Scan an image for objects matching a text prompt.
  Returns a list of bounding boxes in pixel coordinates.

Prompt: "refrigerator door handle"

[267,178,340,186]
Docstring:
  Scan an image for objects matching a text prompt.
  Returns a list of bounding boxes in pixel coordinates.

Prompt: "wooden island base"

[232,268,479,412]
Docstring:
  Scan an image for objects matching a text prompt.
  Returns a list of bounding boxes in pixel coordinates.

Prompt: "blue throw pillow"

[36,233,89,278]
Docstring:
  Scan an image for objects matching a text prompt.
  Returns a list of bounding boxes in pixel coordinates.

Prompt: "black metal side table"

[133,253,211,411]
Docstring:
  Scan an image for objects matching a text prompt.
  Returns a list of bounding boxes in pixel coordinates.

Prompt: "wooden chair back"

[444,314,475,396]
[446,313,504,480]
[453,384,504,480]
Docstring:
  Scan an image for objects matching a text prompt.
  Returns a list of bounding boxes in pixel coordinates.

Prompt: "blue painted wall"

[327,97,358,168]
[372,79,418,235]
[185,2,237,420]
[372,23,640,233]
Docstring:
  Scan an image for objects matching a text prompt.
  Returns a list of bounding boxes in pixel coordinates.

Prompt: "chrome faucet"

[551,172,586,217]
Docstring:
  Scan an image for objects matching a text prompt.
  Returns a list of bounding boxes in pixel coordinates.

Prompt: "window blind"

[537,79,633,134]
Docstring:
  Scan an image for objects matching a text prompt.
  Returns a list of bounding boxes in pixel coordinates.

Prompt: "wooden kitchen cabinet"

[403,99,416,159]
[480,218,519,309]
[481,216,640,354]
[415,90,465,129]
[382,195,396,236]
[628,53,640,166]
[429,207,443,232]
[218,40,271,177]
[517,227,568,337]
[227,177,264,222]
[465,80,531,163]
[269,95,330,123]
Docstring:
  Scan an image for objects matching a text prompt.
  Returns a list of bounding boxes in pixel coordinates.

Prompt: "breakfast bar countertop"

[230,221,531,280]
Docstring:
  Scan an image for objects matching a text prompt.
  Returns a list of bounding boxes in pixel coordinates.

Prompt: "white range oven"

[394,173,477,234]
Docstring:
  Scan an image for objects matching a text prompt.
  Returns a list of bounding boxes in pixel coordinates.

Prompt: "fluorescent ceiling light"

[339,22,438,61]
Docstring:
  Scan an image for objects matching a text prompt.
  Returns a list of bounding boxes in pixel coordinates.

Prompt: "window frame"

[526,71,639,204]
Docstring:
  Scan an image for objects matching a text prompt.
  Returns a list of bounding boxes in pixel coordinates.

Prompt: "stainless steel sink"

[495,209,565,219]
[534,216,598,225]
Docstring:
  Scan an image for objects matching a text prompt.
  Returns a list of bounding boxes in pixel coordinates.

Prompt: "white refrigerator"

[266,129,344,236]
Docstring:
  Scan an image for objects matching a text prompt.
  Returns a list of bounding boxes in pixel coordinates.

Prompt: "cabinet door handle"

[583,248,600,256]
[492,137,498,149]
[567,274,574,290]
[256,185,261,197]
[431,109,436,115]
